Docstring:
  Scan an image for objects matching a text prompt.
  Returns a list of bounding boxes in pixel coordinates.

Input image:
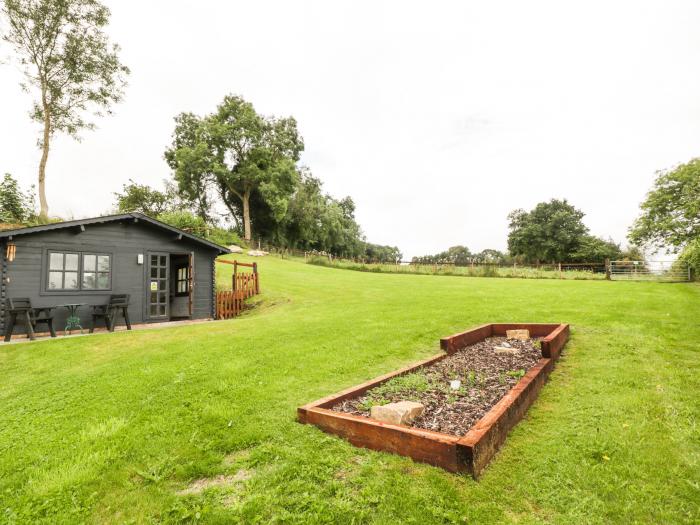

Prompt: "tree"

[262,169,371,257]
[628,158,700,252]
[165,95,304,241]
[0,173,36,223]
[156,210,207,237]
[570,235,621,263]
[507,199,588,263]
[1,0,129,220]
[679,238,700,278]
[114,180,177,216]
[474,249,507,264]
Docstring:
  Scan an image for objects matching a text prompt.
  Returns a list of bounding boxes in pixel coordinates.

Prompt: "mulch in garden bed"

[331,337,543,437]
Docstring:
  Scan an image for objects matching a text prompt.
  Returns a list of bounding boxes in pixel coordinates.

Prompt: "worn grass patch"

[0,255,698,523]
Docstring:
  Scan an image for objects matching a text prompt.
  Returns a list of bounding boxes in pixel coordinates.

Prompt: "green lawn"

[1,255,698,524]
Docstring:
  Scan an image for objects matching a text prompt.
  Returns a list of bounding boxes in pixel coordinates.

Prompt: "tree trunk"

[242,189,251,241]
[38,93,51,221]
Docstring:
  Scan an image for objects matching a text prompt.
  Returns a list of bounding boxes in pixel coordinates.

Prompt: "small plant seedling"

[506,369,526,379]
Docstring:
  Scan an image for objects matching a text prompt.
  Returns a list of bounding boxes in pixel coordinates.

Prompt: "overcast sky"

[1,1,698,258]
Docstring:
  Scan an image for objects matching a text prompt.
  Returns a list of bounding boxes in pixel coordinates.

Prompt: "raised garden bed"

[298,323,569,478]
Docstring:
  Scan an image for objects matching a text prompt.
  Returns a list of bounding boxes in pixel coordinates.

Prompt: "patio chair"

[90,294,131,333]
[4,298,56,341]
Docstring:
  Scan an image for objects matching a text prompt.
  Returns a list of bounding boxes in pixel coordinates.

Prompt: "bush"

[679,239,700,280]
[157,211,207,237]
[207,227,243,248]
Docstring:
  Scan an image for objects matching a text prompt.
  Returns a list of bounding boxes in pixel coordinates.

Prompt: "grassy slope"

[0,255,698,524]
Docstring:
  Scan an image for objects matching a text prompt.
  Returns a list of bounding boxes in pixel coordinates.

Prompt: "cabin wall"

[1,221,218,335]
[1,241,7,335]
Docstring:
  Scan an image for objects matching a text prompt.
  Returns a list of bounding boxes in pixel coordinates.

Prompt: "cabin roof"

[0,212,231,254]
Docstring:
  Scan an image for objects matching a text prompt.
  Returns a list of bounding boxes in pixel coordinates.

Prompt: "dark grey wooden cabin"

[0,213,230,336]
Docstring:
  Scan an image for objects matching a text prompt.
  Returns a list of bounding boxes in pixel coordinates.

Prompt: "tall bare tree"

[1,0,128,220]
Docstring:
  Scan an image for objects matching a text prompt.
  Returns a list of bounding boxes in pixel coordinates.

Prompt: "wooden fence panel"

[215,264,261,320]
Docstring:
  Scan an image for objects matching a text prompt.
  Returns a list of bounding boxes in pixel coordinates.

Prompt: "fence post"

[253,262,259,294]
[232,260,238,290]
[605,259,611,280]
[558,262,562,279]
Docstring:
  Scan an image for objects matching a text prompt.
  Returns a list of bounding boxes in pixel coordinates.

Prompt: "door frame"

[167,251,195,319]
[145,251,170,320]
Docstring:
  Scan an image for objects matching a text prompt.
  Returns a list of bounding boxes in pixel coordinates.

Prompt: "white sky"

[1,1,699,258]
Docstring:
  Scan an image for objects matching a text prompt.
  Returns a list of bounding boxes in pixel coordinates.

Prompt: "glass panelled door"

[148,253,169,318]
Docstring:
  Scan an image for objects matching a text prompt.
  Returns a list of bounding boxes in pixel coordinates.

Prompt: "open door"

[148,253,169,319]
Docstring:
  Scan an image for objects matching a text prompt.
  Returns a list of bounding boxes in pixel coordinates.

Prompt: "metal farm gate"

[609,260,691,282]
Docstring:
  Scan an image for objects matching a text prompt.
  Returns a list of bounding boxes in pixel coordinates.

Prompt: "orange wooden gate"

[215,260,260,319]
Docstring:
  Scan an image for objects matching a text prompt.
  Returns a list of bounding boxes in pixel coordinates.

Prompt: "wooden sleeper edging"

[298,323,570,478]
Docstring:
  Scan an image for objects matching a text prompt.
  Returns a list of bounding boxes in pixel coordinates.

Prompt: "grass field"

[1,255,699,524]
[305,256,607,280]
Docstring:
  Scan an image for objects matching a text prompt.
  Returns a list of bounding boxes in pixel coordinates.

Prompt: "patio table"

[57,303,86,334]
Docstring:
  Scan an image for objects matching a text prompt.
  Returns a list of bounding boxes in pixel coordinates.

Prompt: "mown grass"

[1,255,698,523]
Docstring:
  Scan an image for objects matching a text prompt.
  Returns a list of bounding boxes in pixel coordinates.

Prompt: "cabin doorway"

[147,253,170,319]
[169,253,193,320]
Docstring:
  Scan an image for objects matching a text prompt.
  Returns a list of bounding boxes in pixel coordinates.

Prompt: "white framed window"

[46,251,112,291]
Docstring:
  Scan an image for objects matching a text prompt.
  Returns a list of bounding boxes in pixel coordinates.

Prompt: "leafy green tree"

[273,170,365,257]
[570,235,621,263]
[629,159,700,252]
[114,180,177,216]
[1,0,129,220]
[507,199,588,263]
[0,173,36,223]
[619,245,645,261]
[411,246,472,265]
[679,238,700,278]
[165,95,304,241]
[156,210,208,237]
[363,243,402,263]
[474,249,507,264]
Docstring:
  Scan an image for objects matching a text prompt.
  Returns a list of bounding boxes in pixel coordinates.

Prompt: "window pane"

[150,304,157,316]
[48,271,63,289]
[158,280,166,291]
[150,291,158,303]
[97,255,110,271]
[150,268,158,278]
[82,272,96,289]
[64,272,78,289]
[151,255,158,266]
[83,254,96,272]
[49,252,64,270]
[159,267,167,279]
[65,253,79,271]
[158,305,166,316]
[97,273,110,289]
[159,255,167,266]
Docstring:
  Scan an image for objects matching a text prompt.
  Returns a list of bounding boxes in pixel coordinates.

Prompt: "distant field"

[304,255,607,280]
[1,255,698,523]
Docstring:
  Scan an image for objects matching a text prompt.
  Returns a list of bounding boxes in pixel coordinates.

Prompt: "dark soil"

[331,337,542,437]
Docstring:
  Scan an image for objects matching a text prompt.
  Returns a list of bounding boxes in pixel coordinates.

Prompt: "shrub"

[207,227,243,248]
[679,239,700,280]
